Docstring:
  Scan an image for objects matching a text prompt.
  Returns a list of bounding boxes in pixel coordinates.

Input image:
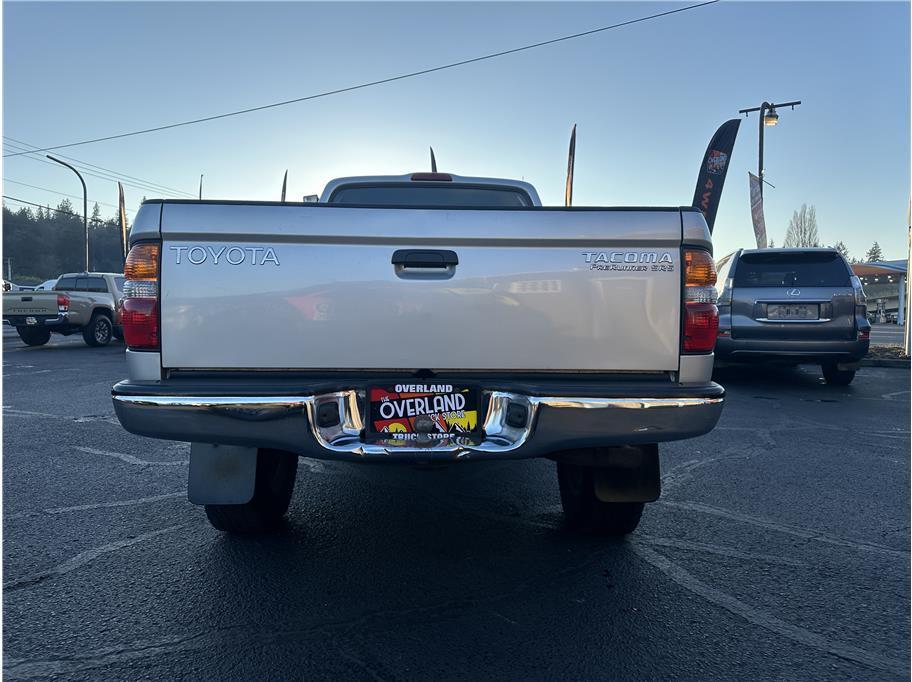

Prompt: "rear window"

[79,277,108,292]
[55,277,77,291]
[734,252,850,287]
[329,184,532,207]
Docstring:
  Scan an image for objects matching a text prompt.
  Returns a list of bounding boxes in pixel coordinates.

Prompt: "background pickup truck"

[112,172,725,536]
[3,272,124,347]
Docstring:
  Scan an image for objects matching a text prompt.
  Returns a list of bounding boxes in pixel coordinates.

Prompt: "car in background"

[715,248,870,385]
[34,279,59,291]
[2,272,125,347]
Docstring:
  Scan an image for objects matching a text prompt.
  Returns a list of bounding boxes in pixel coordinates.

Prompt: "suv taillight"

[850,275,867,315]
[683,248,719,353]
[57,293,69,313]
[122,242,160,349]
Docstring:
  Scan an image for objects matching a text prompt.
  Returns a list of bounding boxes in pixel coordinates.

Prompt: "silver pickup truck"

[3,272,124,347]
[112,172,725,535]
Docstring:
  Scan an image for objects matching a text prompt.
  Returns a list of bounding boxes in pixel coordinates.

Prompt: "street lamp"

[738,100,801,198]
[46,154,89,271]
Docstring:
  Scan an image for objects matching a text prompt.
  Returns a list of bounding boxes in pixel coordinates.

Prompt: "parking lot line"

[631,543,910,677]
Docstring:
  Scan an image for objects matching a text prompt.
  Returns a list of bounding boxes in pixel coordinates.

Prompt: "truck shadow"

[713,363,832,389]
[188,460,659,669]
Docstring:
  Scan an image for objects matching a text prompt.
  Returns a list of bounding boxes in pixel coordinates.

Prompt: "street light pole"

[47,154,89,272]
[738,100,801,199]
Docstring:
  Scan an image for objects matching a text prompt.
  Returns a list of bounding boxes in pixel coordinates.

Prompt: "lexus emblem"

[786,288,801,296]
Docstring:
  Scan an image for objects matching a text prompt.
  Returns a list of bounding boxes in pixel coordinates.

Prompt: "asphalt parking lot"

[3,332,910,680]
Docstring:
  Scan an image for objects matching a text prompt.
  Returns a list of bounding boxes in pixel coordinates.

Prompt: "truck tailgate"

[158,204,683,371]
[2,292,57,317]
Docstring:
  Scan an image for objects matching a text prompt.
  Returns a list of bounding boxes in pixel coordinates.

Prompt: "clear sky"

[3,1,910,260]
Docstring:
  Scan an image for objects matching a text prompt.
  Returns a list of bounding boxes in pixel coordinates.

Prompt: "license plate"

[767,304,819,320]
[25,316,37,326]
[366,383,481,442]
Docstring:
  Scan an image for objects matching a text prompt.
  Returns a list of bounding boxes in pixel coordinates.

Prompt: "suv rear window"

[330,184,532,207]
[734,252,850,287]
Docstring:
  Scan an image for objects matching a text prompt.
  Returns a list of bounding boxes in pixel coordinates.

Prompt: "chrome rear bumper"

[112,386,724,462]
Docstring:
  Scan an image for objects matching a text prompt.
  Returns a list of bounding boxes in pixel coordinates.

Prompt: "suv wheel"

[822,363,856,386]
[557,461,644,536]
[17,326,51,346]
[83,313,113,347]
[205,449,298,534]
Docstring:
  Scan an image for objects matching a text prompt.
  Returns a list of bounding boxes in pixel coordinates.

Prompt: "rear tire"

[205,449,298,534]
[557,461,644,536]
[822,363,855,386]
[83,312,113,347]
[16,326,51,346]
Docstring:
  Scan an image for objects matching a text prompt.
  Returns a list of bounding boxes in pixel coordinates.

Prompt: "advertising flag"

[692,119,741,233]
[748,172,768,249]
[117,182,128,261]
[565,124,576,207]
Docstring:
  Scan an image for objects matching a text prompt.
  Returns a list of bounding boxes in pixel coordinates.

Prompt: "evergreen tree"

[865,242,884,262]
[832,241,850,261]
[2,200,128,281]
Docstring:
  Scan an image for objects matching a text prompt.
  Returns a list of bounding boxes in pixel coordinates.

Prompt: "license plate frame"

[767,303,820,321]
[364,383,483,443]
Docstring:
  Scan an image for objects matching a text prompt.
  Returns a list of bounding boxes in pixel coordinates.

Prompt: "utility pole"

[47,155,89,271]
[6,258,11,280]
[738,100,801,198]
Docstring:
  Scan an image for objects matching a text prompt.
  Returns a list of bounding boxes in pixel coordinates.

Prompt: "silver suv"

[715,248,870,385]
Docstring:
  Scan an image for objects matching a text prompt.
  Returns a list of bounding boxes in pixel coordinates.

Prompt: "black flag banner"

[692,118,740,233]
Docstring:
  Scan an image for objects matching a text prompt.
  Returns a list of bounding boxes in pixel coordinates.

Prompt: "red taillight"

[57,293,69,313]
[684,302,719,352]
[682,248,719,353]
[858,329,870,341]
[122,242,160,350]
[121,298,159,348]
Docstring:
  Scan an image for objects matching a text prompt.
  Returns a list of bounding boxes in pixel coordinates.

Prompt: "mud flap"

[593,444,660,502]
[553,445,661,503]
[188,443,257,505]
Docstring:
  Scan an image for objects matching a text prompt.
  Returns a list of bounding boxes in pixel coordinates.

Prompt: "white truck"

[112,172,724,535]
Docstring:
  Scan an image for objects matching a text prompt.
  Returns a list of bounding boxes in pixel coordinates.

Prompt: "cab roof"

[319,173,542,206]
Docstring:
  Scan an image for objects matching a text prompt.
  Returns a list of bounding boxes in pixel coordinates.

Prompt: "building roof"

[852,260,907,277]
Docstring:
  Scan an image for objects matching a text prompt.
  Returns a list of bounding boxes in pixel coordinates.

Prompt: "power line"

[4,138,195,197]
[3,140,171,194]
[3,195,106,222]
[2,0,719,158]
[3,140,195,198]
[4,135,195,197]
[3,178,136,214]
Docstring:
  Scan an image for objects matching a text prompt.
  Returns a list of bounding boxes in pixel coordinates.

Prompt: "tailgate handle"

[21,296,32,301]
[391,249,458,269]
